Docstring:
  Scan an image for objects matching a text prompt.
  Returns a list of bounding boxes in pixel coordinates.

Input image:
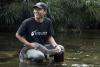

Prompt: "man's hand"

[54,45,61,53]
[27,42,39,49]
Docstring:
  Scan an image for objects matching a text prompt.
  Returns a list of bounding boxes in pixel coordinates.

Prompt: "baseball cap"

[33,2,48,10]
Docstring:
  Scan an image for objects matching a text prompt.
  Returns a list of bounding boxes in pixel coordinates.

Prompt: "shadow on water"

[0,30,100,67]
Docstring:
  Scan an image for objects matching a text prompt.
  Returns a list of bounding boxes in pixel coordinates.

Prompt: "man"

[16,2,64,64]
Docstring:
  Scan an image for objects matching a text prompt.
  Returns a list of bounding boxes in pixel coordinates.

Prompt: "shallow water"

[0,59,100,67]
[0,30,100,67]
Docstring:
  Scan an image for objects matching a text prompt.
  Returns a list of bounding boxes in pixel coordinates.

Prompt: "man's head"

[33,2,48,10]
[33,2,48,19]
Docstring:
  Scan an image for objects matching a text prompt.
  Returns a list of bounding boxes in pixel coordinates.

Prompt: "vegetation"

[47,0,100,31]
[0,0,100,32]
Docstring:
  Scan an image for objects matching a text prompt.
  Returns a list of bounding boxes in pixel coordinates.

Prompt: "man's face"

[33,8,47,19]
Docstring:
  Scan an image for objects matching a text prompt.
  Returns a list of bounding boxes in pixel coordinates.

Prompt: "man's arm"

[48,36,62,52]
[48,36,58,47]
[15,33,35,48]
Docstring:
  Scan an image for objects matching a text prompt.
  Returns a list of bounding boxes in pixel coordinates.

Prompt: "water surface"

[0,30,100,67]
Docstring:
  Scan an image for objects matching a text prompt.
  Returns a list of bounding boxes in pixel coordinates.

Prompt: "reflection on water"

[19,63,100,67]
[0,30,100,67]
[19,63,67,67]
[1,62,100,67]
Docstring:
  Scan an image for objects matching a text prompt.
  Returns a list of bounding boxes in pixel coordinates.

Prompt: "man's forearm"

[48,36,58,47]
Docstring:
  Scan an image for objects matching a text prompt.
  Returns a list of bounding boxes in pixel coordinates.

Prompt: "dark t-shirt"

[17,17,54,44]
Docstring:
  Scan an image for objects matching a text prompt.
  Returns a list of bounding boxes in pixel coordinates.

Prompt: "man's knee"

[19,47,45,63]
[26,49,45,60]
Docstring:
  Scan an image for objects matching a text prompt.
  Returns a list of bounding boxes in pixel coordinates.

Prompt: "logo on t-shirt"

[31,30,47,36]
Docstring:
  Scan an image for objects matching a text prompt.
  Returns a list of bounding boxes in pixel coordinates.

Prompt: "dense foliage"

[0,0,100,32]
[47,0,100,31]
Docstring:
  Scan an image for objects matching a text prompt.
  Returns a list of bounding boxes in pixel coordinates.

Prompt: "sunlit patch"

[71,64,99,67]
